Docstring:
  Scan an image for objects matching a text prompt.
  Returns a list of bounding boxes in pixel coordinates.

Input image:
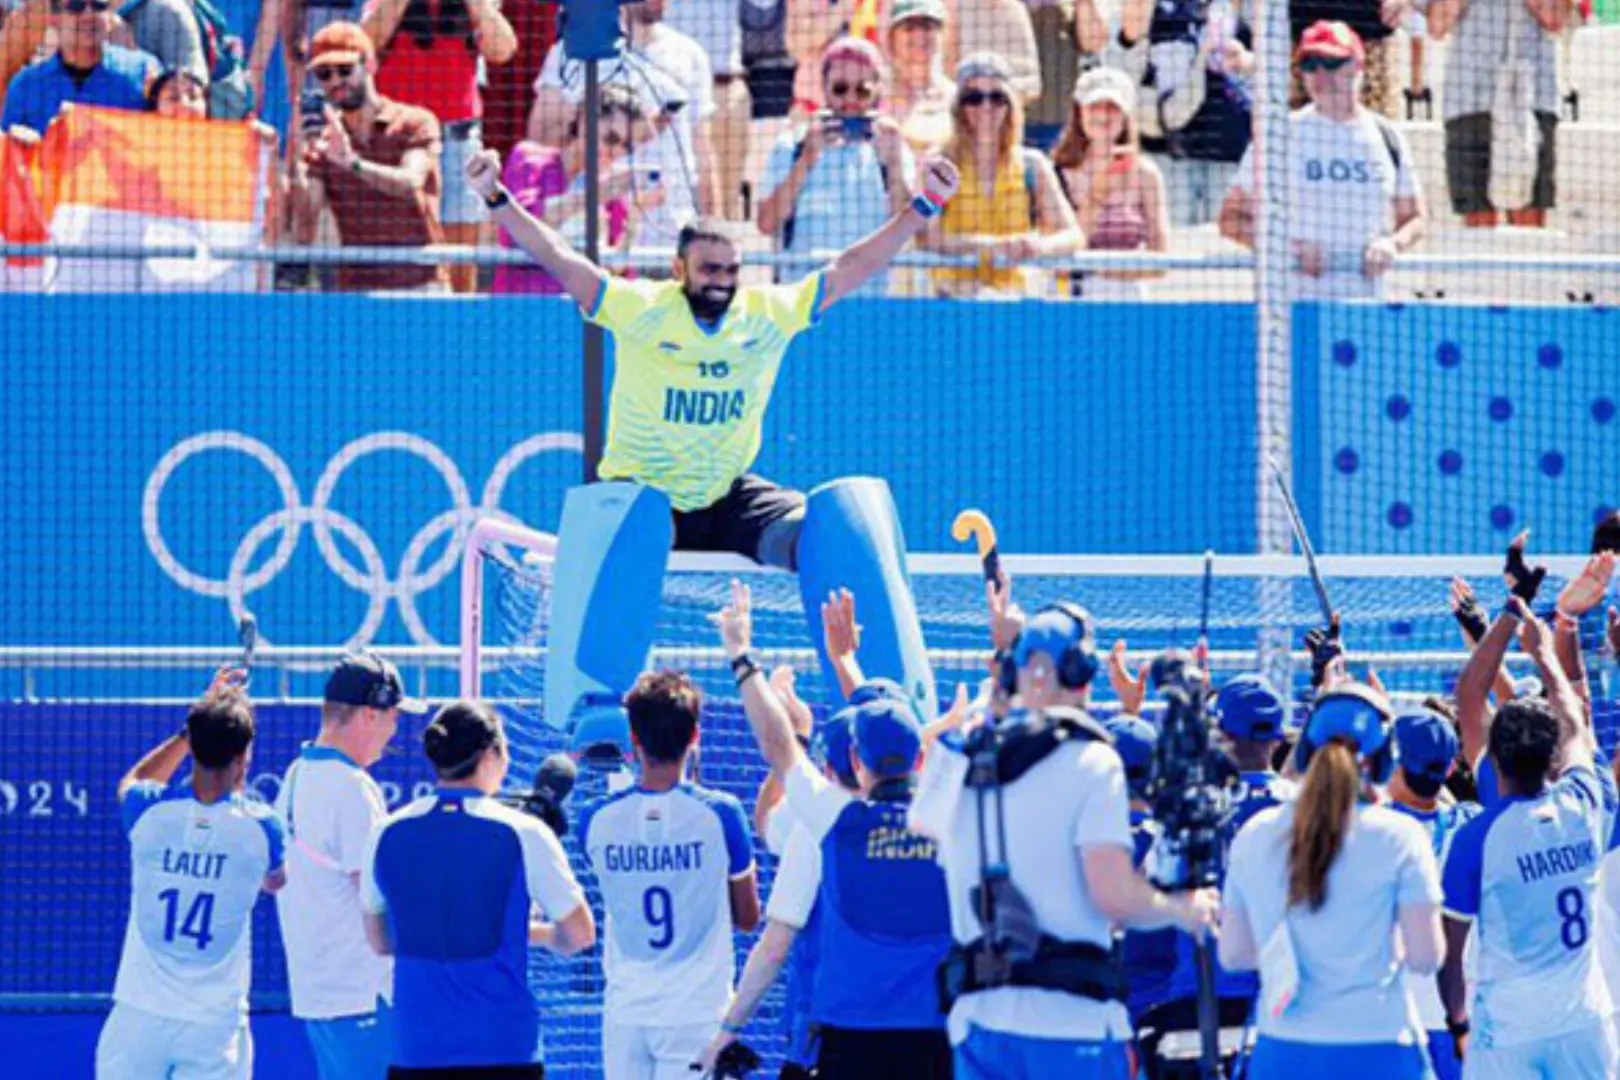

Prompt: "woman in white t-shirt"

[1219,683,1445,1080]
[1217,19,1426,301]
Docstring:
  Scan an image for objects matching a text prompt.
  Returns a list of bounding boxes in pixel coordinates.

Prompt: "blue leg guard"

[796,477,937,717]
[543,481,672,730]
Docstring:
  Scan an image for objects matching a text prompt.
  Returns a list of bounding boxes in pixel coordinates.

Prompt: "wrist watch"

[349,157,364,176]
[730,651,761,686]
[485,187,511,211]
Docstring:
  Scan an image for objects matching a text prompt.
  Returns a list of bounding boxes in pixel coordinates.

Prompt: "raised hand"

[770,665,814,738]
[1304,613,1345,688]
[465,147,503,200]
[711,579,753,659]
[1557,551,1614,619]
[1450,577,1489,643]
[987,571,1025,653]
[1108,640,1150,715]
[919,154,960,204]
[1503,530,1547,604]
[821,588,862,665]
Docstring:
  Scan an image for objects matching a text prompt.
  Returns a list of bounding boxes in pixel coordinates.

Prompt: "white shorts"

[602,1016,715,1080]
[1464,1021,1617,1080]
[96,1001,252,1080]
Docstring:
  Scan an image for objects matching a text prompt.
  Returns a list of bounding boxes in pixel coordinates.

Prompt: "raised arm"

[465,147,607,310]
[1553,552,1615,713]
[716,581,806,777]
[818,154,961,310]
[1455,611,1519,769]
[821,588,867,699]
[1513,598,1596,770]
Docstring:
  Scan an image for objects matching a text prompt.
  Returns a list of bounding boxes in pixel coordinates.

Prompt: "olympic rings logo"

[142,430,582,648]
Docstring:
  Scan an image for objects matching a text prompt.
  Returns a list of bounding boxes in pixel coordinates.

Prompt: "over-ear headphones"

[997,602,1101,696]
[1292,682,1395,785]
[356,649,400,710]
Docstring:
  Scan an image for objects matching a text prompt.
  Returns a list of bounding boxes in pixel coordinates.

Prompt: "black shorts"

[673,473,805,570]
[1443,111,1558,215]
[814,1026,953,1080]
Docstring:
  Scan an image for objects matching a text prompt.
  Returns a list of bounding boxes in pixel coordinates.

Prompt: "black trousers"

[814,1026,953,1080]
[672,472,805,569]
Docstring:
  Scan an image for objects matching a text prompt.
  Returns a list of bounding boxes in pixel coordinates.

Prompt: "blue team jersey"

[1122,812,1179,1021]
[114,782,284,1024]
[576,782,754,1026]
[1442,763,1610,1050]
[361,790,585,1068]
[812,787,952,1030]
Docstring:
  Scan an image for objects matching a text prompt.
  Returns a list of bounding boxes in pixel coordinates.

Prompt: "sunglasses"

[829,81,878,101]
[312,63,357,81]
[603,131,627,149]
[959,88,1010,109]
[57,0,111,13]
[1298,55,1352,73]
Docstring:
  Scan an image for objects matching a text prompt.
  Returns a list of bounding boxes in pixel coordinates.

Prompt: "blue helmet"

[1295,684,1394,784]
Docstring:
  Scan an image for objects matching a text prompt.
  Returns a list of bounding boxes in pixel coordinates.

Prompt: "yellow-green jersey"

[584,272,827,512]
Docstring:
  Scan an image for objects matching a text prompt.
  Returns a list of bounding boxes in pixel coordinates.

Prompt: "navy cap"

[1215,673,1286,743]
[851,698,922,777]
[570,698,631,769]
[324,651,428,713]
[1103,714,1157,799]
[1394,710,1459,782]
[812,707,860,789]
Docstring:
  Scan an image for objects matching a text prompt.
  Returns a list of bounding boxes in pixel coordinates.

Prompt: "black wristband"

[1446,1016,1470,1038]
[484,187,510,210]
[730,652,761,686]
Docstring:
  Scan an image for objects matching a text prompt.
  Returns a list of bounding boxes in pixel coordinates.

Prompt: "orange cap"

[309,21,376,66]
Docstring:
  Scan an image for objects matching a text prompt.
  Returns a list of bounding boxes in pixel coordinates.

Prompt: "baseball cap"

[821,35,886,75]
[811,707,860,789]
[1103,714,1157,799]
[324,650,428,713]
[1214,673,1286,742]
[423,699,501,774]
[889,0,947,28]
[570,696,631,768]
[1296,20,1364,66]
[955,51,1012,86]
[309,21,376,66]
[1073,67,1135,112]
[1304,683,1391,758]
[851,699,923,777]
[1394,710,1459,787]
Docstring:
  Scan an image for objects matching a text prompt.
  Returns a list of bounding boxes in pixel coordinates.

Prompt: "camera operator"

[756,36,915,295]
[908,603,1216,1078]
[1218,682,1444,1080]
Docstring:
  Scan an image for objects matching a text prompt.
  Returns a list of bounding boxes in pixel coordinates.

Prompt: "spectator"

[274,651,427,1080]
[921,52,1079,298]
[1051,65,1168,298]
[116,0,256,118]
[1025,0,1082,148]
[1218,21,1425,300]
[146,63,207,115]
[1126,0,1253,227]
[665,0,749,219]
[363,0,514,292]
[492,84,649,295]
[360,699,595,1078]
[217,0,290,137]
[1428,0,1570,228]
[289,21,448,293]
[885,0,954,153]
[784,0,850,112]
[758,36,914,295]
[1289,0,1408,116]
[1,0,156,135]
[530,0,717,251]
[944,0,1041,103]
[0,0,51,121]
[478,0,553,164]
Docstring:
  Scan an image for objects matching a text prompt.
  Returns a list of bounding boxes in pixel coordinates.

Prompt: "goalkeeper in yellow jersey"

[465,148,959,729]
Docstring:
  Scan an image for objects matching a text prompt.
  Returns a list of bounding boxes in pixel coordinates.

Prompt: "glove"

[1303,618,1343,688]
[1451,590,1488,642]
[712,1041,762,1079]
[1504,540,1547,603]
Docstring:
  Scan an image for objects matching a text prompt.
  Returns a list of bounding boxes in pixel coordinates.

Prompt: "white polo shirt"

[274,745,393,1019]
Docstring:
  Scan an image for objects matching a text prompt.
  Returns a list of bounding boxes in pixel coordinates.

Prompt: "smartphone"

[299,89,326,134]
[839,113,875,141]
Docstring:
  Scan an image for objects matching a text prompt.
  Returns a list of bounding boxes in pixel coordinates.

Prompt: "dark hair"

[188,689,256,770]
[1489,698,1559,793]
[676,218,737,259]
[625,670,701,764]
[1592,510,1620,555]
[423,699,502,780]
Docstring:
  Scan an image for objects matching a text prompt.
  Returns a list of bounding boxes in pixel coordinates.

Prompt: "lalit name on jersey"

[161,849,228,881]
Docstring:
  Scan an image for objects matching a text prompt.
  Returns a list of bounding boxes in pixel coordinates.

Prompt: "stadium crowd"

[0,0,1615,297]
[98,514,1620,1079]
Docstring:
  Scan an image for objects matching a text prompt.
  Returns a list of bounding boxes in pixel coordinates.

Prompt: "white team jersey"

[113,782,284,1025]
[273,746,392,1019]
[1226,801,1440,1044]
[1229,105,1419,300]
[908,726,1135,1045]
[1388,800,1480,1031]
[764,820,821,931]
[1443,764,1613,1049]
[577,782,754,1026]
[1598,847,1620,1017]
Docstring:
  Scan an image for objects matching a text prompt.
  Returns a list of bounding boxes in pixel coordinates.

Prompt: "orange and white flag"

[14,104,274,292]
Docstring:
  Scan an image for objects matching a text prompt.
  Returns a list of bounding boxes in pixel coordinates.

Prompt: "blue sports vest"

[811,784,952,1030]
